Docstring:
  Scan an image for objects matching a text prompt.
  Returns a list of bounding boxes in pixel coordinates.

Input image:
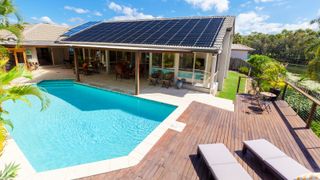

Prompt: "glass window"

[163,53,174,68]
[179,53,193,71]
[152,53,162,67]
[195,57,205,70]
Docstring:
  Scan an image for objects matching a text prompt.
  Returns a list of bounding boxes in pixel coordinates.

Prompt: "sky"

[14,0,320,35]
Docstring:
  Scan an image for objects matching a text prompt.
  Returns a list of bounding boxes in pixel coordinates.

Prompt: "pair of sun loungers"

[197,139,312,180]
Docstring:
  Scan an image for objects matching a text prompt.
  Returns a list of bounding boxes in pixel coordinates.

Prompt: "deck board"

[81,94,320,180]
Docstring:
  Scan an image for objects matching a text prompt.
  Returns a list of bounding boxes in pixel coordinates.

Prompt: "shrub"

[248,54,287,91]
[239,66,249,75]
[308,47,320,82]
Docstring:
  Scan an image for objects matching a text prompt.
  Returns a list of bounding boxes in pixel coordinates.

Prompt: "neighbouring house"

[0,23,70,69]
[231,44,255,60]
[0,16,235,95]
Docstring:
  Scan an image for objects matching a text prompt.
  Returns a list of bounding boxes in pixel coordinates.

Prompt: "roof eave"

[58,41,220,53]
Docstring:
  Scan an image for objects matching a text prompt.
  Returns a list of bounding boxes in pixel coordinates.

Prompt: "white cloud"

[31,16,55,24]
[108,2,156,20]
[254,0,274,3]
[64,6,90,14]
[93,11,103,17]
[317,8,320,16]
[255,6,264,11]
[31,16,69,27]
[68,17,85,23]
[184,0,229,12]
[236,11,318,34]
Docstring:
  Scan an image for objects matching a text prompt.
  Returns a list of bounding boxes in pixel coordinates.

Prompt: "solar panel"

[63,17,225,48]
[63,21,101,37]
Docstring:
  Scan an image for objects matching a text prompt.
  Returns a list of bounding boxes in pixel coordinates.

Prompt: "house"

[59,16,235,95]
[231,44,255,60]
[0,16,235,95]
[0,23,70,69]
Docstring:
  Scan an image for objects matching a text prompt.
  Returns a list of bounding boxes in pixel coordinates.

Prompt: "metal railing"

[282,81,320,129]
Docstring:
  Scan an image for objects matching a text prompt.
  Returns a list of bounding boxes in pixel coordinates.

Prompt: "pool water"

[5,80,176,172]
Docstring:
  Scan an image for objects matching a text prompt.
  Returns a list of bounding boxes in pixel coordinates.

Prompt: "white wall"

[231,50,249,60]
[25,47,38,63]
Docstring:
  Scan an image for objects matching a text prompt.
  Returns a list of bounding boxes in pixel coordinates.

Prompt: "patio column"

[149,52,152,76]
[50,48,55,65]
[135,51,141,95]
[82,48,85,61]
[174,53,179,82]
[74,48,80,82]
[105,50,110,73]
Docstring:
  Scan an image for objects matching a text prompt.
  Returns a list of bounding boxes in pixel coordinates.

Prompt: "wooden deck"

[81,94,320,180]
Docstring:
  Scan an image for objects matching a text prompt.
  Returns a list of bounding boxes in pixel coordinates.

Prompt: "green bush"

[248,54,287,91]
[239,66,249,75]
[308,47,320,82]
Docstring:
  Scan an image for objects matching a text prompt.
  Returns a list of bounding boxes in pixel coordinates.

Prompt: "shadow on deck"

[81,94,320,180]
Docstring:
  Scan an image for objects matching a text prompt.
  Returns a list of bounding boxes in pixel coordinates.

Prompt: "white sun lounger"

[242,139,311,180]
[197,143,252,180]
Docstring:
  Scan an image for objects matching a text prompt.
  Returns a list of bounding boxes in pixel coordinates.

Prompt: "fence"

[282,81,320,132]
[229,58,253,71]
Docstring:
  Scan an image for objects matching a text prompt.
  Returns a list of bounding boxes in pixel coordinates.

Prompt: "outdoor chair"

[161,72,174,88]
[197,143,252,180]
[242,139,312,180]
[148,70,162,86]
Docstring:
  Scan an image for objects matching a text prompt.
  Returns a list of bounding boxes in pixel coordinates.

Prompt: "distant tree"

[308,47,320,81]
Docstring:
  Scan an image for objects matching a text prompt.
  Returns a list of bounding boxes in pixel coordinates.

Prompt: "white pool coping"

[2,83,190,180]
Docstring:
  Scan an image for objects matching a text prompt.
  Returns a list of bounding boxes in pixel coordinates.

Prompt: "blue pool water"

[5,80,176,172]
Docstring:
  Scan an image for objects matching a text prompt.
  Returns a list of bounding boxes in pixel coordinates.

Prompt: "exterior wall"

[51,47,67,65]
[231,50,249,60]
[25,47,38,63]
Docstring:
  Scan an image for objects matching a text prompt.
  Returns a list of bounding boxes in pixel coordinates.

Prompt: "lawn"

[217,71,246,100]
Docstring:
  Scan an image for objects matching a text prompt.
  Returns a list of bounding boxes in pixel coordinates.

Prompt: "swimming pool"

[5,80,176,172]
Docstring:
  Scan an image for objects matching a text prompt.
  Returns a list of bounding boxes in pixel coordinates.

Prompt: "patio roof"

[60,16,235,53]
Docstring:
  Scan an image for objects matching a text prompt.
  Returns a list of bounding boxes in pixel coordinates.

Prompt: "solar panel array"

[63,17,225,48]
[63,21,101,37]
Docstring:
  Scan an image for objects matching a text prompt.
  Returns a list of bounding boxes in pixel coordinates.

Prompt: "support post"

[282,83,288,100]
[174,53,179,82]
[13,51,18,66]
[306,102,317,128]
[22,50,29,69]
[74,48,80,82]
[149,52,153,76]
[135,51,141,95]
[50,48,55,65]
[105,50,109,73]
[236,76,241,94]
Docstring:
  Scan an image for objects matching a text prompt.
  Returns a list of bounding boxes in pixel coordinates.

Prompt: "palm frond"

[0,162,19,180]
[0,24,23,44]
[0,66,31,86]
[0,123,6,156]
[5,85,50,111]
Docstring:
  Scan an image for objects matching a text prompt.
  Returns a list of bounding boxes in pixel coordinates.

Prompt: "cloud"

[68,17,85,23]
[64,6,90,14]
[31,16,69,27]
[31,16,55,24]
[108,2,156,20]
[236,11,318,34]
[184,0,229,12]
[317,8,320,16]
[254,0,274,3]
[255,6,264,11]
[93,11,103,17]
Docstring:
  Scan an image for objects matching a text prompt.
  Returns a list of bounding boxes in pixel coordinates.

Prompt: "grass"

[217,71,246,101]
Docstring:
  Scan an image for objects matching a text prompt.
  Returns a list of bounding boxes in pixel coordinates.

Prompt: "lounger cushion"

[244,139,286,160]
[265,157,311,180]
[198,144,237,165]
[210,163,253,180]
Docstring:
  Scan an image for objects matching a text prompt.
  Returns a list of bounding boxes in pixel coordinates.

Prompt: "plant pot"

[270,87,281,100]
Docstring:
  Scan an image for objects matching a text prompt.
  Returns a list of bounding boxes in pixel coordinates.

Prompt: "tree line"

[233,29,320,65]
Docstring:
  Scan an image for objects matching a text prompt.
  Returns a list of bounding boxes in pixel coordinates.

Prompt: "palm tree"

[0,0,49,179]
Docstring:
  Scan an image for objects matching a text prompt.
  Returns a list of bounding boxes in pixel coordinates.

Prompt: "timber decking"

[81,94,320,180]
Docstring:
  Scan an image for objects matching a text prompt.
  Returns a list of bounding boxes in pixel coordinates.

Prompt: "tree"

[308,47,320,81]
[0,0,49,179]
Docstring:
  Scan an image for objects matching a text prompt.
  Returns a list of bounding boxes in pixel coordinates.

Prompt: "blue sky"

[14,0,320,34]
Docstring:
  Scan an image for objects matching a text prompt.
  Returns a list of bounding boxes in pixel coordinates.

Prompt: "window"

[179,53,193,71]
[195,58,205,70]
[163,53,174,68]
[152,53,162,67]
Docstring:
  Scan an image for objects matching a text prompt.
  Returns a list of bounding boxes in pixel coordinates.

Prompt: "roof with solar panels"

[59,16,235,52]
